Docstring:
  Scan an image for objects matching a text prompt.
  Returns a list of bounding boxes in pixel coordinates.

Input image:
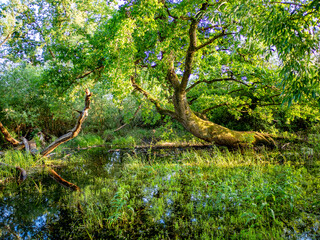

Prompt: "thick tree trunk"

[172,91,275,148]
[131,74,275,148]
[131,75,275,148]
[129,2,276,148]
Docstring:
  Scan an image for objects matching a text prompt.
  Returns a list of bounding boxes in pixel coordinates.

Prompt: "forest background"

[0,0,320,239]
[0,0,319,145]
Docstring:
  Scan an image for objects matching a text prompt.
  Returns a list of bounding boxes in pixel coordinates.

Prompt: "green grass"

[73,147,320,239]
[0,150,41,179]
[63,133,105,148]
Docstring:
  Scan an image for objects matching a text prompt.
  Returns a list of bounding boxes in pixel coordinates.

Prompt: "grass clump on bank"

[0,150,41,179]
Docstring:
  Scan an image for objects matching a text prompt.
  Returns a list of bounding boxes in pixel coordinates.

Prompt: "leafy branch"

[186,77,249,92]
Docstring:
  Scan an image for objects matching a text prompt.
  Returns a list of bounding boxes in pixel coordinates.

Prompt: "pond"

[0,148,121,239]
[0,147,319,239]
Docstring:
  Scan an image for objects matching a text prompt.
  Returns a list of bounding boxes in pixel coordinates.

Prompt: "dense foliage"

[1,0,320,141]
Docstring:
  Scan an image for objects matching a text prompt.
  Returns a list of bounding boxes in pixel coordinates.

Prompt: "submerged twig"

[107,142,214,152]
[48,168,80,191]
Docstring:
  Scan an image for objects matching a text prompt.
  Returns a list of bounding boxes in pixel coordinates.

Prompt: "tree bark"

[131,76,274,148]
[22,137,30,153]
[0,33,11,48]
[172,91,275,148]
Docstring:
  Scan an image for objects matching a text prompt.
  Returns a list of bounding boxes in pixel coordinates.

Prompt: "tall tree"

[96,0,319,147]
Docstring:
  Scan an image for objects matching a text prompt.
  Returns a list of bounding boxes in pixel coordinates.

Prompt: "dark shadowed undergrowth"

[1,142,319,239]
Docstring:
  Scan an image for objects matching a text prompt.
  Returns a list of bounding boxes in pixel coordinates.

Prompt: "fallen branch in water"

[39,89,92,191]
[60,142,214,153]
[107,142,214,152]
[48,168,80,191]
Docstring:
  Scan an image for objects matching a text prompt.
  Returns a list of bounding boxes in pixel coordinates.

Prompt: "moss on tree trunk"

[172,91,275,148]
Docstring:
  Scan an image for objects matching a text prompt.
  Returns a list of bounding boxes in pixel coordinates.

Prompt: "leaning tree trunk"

[172,91,275,148]
[41,88,92,157]
[130,3,276,148]
[131,76,275,148]
[168,14,275,148]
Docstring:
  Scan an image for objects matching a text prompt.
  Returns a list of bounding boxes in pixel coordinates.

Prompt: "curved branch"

[0,33,11,48]
[131,76,177,119]
[186,77,249,92]
[38,90,94,192]
[76,65,104,80]
[114,104,142,132]
[196,32,234,51]
[40,89,92,157]
[163,3,192,21]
